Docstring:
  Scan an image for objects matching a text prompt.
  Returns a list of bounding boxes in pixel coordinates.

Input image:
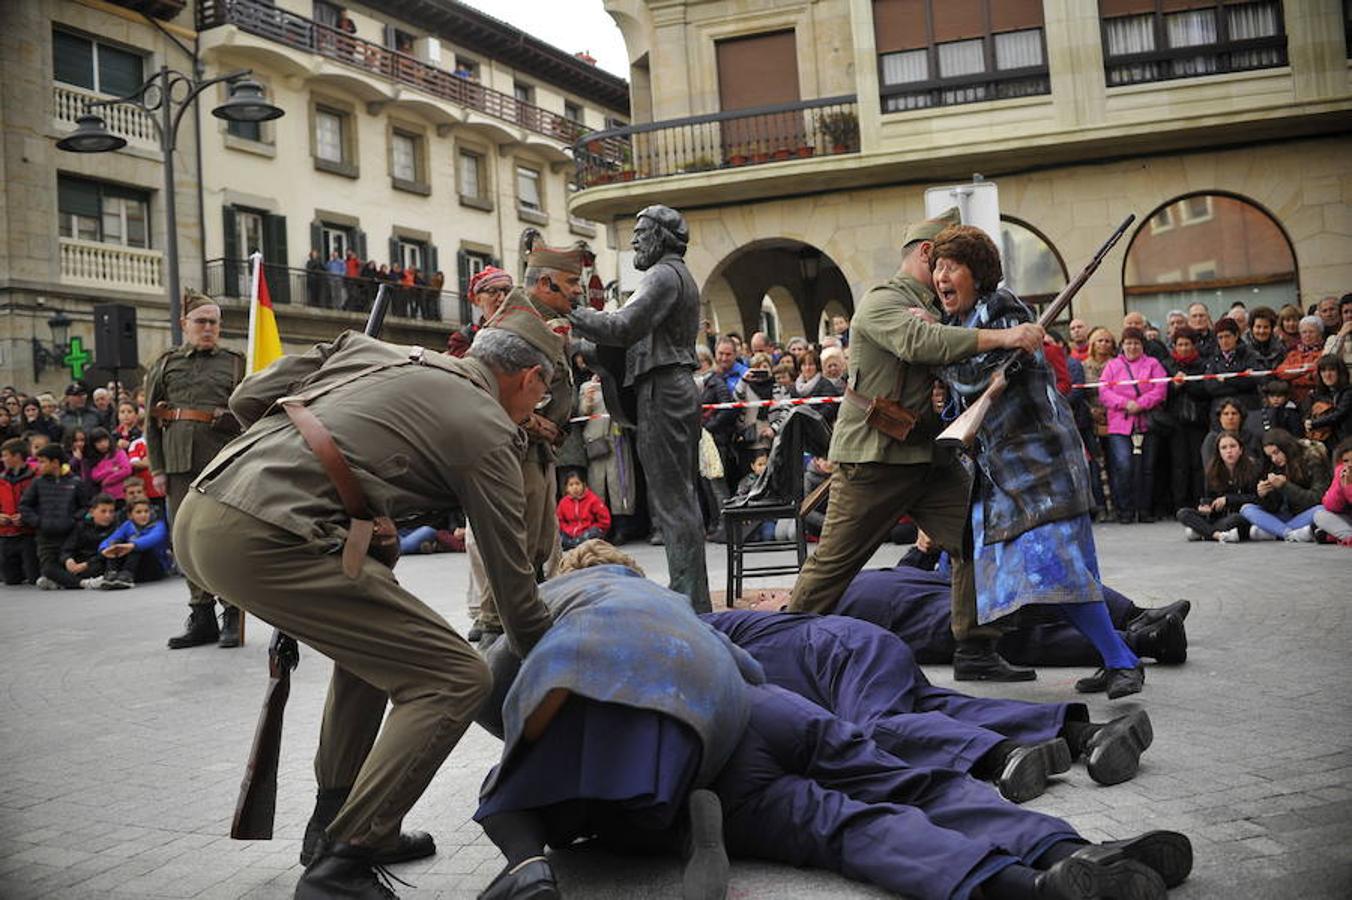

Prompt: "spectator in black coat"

[47,493,119,590]
[1162,328,1211,510]
[1203,317,1261,416]
[19,445,90,588]
[1242,380,1304,451]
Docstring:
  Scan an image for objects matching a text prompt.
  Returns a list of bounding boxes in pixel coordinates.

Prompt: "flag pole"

[246,251,262,372]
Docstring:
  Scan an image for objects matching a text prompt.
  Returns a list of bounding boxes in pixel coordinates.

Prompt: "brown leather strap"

[843,386,872,411]
[152,403,217,425]
[282,401,368,520]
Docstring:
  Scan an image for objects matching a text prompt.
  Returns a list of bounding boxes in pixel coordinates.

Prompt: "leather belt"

[152,404,218,425]
[843,386,873,411]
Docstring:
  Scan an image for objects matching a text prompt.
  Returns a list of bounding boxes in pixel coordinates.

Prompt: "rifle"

[935,215,1136,451]
[231,630,299,839]
[231,285,393,840]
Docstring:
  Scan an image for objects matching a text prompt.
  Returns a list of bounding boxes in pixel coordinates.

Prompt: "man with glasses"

[144,289,246,650]
[446,266,512,358]
[469,246,581,647]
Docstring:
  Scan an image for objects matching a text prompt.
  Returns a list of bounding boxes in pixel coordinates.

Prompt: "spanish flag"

[246,251,284,374]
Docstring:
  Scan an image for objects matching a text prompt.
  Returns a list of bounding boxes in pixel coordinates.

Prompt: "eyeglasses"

[478,286,511,297]
[186,317,220,327]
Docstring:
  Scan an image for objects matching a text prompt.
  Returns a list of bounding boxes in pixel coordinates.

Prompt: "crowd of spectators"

[302,248,445,319]
[1,380,173,588]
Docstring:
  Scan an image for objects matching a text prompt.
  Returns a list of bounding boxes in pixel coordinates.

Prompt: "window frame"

[457,146,492,211]
[310,97,359,178]
[57,174,152,249]
[515,162,547,225]
[876,1,1051,113]
[52,27,146,97]
[564,100,584,124]
[388,125,430,195]
[1098,0,1289,88]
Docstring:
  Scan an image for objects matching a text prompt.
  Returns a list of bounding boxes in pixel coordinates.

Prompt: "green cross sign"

[63,336,92,380]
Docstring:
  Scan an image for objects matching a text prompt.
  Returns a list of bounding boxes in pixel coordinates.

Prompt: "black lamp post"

[32,310,74,381]
[57,68,283,344]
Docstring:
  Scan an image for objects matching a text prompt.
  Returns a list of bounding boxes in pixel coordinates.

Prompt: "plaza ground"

[1,522,1350,899]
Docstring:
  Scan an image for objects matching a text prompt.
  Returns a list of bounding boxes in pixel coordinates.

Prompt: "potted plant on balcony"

[680,155,716,173]
[727,148,749,166]
[820,110,860,154]
[795,145,815,159]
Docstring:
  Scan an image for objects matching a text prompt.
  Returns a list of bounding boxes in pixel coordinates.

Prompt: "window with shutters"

[872,0,1049,112]
[458,148,492,211]
[389,129,429,194]
[57,175,150,248]
[311,98,358,177]
[53,29,145,97]
[1098,1,1287,87]
[516,164,546,224]
[457,249,496,324]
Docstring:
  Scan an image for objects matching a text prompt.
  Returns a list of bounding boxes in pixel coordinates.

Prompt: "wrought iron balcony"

[197,0,587,145]
[573,95,859,189]
[205,258,454,324]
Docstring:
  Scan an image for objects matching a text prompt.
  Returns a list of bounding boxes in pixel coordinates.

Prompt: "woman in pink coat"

[1098,327,1168,524]
[1312,437,1352,546]
[82,427,133,502]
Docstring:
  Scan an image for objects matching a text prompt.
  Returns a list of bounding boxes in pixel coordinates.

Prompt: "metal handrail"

[572,94,858,148]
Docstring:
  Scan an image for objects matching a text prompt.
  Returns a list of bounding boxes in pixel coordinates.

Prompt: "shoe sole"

[1045,855,1166,900]
[1087,709,1153,786]
[1106,668,1145,700]
[683,789,729,900]
[1104,831,1194,888]
[1152,615,1187,665]
[998,738,1073,803]
[954,668,1037,682]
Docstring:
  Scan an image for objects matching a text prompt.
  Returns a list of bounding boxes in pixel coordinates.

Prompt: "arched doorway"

[1000,216,1069,322]
[702,239,853,343]
[1122,192,1298,324]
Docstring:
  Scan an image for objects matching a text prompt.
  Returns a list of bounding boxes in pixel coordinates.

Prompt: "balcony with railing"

[205,258,457,324]
[197,0,588,145]
[573,95,859,190]
[60,238,164,293]
[53,83,158,149]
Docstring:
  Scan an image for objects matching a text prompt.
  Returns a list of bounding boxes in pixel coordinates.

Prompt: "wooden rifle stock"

[935,214,1136,450]
[231,277,395,839]
[230,631,299,839]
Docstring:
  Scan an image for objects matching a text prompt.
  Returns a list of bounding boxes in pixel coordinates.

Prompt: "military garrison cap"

[525,245,585,275]
[483,303,566,359]
[902,207,961,247]
[183,288,219,314]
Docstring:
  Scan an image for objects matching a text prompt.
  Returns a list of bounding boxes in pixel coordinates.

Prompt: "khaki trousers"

[472,455,559,630]
[787,457,1001,644]
[165,472,223,608]
[174,491,490,849]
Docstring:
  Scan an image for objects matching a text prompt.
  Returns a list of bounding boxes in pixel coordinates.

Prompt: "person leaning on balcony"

[143,289,246,650]
[784,208,1047,683]
[305,249,326,308]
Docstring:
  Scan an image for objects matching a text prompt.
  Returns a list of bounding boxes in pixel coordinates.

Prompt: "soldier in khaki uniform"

[142,291,246,649]
[173,309,559,900]
[470,246,581,644]
[787,211,1045,681]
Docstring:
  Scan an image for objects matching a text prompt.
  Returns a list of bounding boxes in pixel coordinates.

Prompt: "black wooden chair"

[722,408,831,606]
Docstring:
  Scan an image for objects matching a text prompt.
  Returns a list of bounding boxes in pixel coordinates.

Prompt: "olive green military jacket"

[193,331,552,657]
[830,273,980,466]
[143,344,245,476]
[513,288,575,466]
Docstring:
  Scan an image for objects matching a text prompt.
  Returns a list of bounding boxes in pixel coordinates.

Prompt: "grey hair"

[468,329,555,381]
[695,344,713,363]
[523,266,547,286]
[1167,309,1185,319]
[1298,315,1324,335]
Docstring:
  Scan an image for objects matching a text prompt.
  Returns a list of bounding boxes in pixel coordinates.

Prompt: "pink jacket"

[1098,354,1168,436]
[1322,463,1351,513]
[89,449,133,500]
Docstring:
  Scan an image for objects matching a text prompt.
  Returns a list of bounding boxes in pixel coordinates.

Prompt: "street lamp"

[32,310,74,381]
[57,68,284,344]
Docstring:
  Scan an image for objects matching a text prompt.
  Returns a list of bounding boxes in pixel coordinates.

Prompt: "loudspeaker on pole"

[93,304,140,371]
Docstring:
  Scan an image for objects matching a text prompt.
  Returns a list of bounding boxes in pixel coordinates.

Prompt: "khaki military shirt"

[193,331,551,656]
[830,273,979,465]
[143,344,245,476]
[514,288,575,465]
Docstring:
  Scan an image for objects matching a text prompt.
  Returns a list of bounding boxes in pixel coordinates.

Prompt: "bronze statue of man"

[568,205,711,613]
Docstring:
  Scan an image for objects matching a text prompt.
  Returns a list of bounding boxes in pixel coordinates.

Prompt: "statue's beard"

[633,235,663,271]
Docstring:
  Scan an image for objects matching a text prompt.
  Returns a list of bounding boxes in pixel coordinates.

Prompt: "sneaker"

[1284,526,1315,543]
[36,576,60,590]
[1249,527,1277,541]
[1183,527,1203,542]
[79,576,105,590]
[1217,528,1241,543]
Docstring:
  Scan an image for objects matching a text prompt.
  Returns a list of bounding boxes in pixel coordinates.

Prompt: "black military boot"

[166,605,219,649]
[295,839,409,900]
[953,640,1036,682]
[300,786,436,867]
[218,605,241,649]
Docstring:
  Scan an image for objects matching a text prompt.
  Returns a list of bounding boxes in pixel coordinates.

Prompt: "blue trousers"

[714,685,1079,900]
[703,610,1076,772]
[838,567,1141,667]
[397,525,438,554]
[1239,503,1321,538]
[1104,432,1158,516]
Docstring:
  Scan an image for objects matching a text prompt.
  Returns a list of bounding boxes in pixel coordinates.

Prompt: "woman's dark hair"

[1316,354,1349,391]
[1212,399,1245,431]
[1206,430,1258,494]
[930,225,1003,294]
[63,427,86,452]
[1260,428,1310,486]
[1249,305,1277,328]
[800,350,820,371]
[1332,436,1352,464]
[86,427,113,463]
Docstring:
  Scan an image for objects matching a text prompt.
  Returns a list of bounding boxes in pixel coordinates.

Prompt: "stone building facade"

[573,0,1352,340]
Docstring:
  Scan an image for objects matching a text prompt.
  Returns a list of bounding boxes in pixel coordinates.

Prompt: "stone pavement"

[1,522,1350,899]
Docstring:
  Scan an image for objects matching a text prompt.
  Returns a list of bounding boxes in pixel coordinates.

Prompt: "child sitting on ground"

[98,499,171,589]
[50,493,119,590]
[556,472,612,550]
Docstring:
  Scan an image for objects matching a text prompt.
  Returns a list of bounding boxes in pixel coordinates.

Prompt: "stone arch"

[700,238,853,342]
[1121,191,1298,324]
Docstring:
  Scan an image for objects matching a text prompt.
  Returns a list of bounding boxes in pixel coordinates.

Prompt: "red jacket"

[1,465,36,537]
[556,488,611,538]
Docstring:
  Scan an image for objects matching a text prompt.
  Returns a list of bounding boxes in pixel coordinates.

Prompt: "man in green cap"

[787,209,1046,682]
[173,309,560,900]
[468,245,582,645]
[143,289,246,649]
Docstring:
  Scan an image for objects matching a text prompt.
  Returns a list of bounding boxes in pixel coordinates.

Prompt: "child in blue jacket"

[98,499,171,588]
